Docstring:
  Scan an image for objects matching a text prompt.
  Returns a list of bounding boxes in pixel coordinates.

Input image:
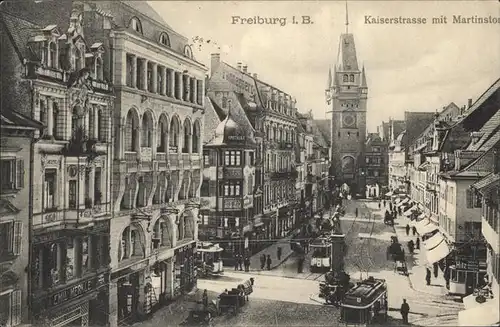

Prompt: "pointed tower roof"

[361,65,367,87]
[326,67,332,90]
[338,34,359,71]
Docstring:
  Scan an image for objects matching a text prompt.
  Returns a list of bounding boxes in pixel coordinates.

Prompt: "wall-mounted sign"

[227,135,245,141]
[50,274,108,307]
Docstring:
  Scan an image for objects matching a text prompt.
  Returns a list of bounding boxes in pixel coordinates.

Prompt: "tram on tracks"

[310,236,332,272]
[197,242,224,278]
[339,277,388,326]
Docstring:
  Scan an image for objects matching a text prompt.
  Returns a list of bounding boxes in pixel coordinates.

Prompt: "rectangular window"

[0,159,24,191]
[44,169,57,211]
[68,180,77,209]
[82,236,90,275]
[0,290,21,327]
[466,189,474,208]
[224,185,229,196]
[203,154,210,166]
[200,179,209,197]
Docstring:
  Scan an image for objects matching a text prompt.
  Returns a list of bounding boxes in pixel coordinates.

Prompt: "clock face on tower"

[342,112,356,128]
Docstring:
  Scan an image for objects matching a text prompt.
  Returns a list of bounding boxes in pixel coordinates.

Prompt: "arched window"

[119,224,145,262]
[159,32,170,47]
[48,42,57,68]
[157,114,168,152]
[182,119,192,153]
[343,74,348,82]
[184,45,193,59]
[152,218,171,249]
[125,109,139,151]
[342,156,355,174]
[192,120,201,153]
[169,116,180,152]
[349,74,354,82]
[141,111,153,147]
[130,17,143,34]
[95,57,103,80]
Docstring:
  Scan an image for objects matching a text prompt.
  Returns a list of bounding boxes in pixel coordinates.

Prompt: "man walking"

[266,255,272,270]
[412,226,417,236]
[277,246,282,261]
[237,254,243,271]
[260,254,266,270]
[405,224,410,236]
[234,254,239,271]
[244,256,250,272]
[355,208,359,218]
[400,299,410,324]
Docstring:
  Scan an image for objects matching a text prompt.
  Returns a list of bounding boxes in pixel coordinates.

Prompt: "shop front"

[32,273,110,327]
[149,258,174,305]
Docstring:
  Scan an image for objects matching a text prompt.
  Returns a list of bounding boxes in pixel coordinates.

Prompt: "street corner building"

[205,56,300,250]
[0,0,115,326]
[324,30,369,195]
[0,0,207,326]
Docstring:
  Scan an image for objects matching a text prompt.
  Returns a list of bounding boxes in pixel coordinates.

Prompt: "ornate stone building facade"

[1,1,114,326]
[80,1,207,325]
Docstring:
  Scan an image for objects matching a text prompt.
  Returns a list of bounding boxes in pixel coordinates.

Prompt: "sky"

[149,1,500,132]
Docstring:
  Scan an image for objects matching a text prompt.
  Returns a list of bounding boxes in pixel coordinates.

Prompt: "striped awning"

[425,239,451,265]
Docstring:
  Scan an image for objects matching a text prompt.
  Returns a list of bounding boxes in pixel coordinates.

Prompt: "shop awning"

[415,219,438,236]
[458,298,500,326]
[417,212,426,220]
[403,205,418,216]
[425,239,450,265]
[385,191,393,196]
[397,198,409,207]
[424,232,445,250]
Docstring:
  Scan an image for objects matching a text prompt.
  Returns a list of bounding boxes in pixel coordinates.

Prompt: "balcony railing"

[271,170,298,179]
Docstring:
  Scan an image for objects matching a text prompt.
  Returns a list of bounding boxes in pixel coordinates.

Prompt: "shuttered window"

[0,222,22,257]
[12,222,22,256]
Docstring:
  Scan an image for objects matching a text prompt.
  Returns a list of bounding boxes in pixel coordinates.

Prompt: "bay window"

[224,150,241,166]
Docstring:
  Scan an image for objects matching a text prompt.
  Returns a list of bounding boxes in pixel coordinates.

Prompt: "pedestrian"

[234,254,239,271]
[237,254,243,271]
[412,226,417,236]
[426,267,432,286]
[405,224,410,236]
[260,254,266,270]
[355,208,358,218]
[378,202,381,209]
[266,255,272,270]
[415,237,420,250]
[400,299,410,324]
[433,262,439,278]
[244,256,250,272]
[407,240,414,254]
[383,200,386,207]
[202,289,209,309]
[297,257,304,273]
[444,266,450,289]
[277,246,282,261]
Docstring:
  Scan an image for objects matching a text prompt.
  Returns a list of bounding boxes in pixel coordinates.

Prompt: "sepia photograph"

[0,0,498,326]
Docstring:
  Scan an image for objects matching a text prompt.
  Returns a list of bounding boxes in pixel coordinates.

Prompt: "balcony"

[223,167,243,179]
[482,216,499,254]
[62,127,105,160]
[278,142,293,150]
[271,170,298,180]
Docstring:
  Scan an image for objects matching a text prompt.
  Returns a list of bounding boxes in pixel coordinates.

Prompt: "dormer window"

[73,47,83,71]
[94,57,103,80]
[130,17,143,34]
[159,33,170,47]
[48,42,58,68]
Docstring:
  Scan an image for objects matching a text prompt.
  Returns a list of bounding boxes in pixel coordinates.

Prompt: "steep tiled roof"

[471,173,500,193]
[202,97,222,144]
[1,110,43,130]
[404,112,436,148]
[121,1,172,29]
[460,78,500,132]
[314,119,331,147]
[0,11,41,61]
[310,120,328,148]
[467,109,500,152]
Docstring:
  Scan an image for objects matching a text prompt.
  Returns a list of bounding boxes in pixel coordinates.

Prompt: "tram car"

[310,237,332,272]
[197,242,224,278]
[339,277,388,326]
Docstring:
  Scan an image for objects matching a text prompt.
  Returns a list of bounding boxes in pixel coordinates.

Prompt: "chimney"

[211,53,221,75]
[468,98,473,109]
[252,73,258,79]
[237,62,242,71]
[243,65,248,73]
